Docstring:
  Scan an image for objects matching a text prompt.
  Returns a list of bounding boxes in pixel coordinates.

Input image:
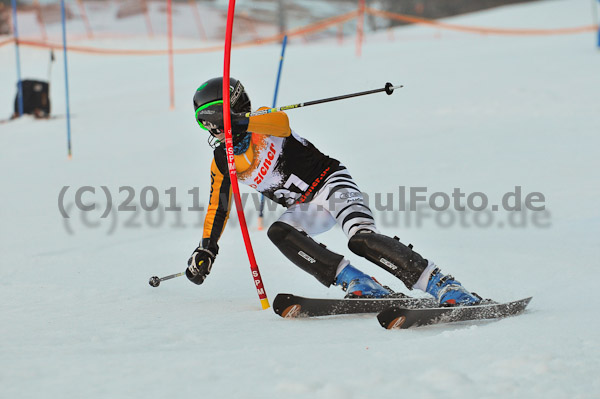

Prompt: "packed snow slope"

[1,1,599,398]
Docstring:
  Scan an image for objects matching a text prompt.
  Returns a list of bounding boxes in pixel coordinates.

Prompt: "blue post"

[271,35,288,109]
[259,35,288,224]
[60,0,73,158]
[11,0,23,117]
[597,0,600,48]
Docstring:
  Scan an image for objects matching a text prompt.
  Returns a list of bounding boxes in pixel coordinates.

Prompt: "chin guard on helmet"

[207,134,221,149]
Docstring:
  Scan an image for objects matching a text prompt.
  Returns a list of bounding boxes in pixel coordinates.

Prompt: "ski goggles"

[195,100,223,132]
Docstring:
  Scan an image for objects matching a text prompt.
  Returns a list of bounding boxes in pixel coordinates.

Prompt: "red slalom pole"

[189,0,207,40]
[223,0,270,310]
[167,0,175,109]
[76,0,93,39]
[356,0,365,57]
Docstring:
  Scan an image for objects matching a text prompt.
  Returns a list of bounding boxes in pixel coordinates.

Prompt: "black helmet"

[193,77,251,136]
[194,77,251,113]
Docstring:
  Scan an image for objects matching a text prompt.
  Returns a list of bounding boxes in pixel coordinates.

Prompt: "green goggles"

[195,100,223,131]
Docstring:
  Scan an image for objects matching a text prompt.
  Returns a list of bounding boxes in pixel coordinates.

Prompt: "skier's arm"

[247,107,291,137]
[202,158,233,253]
[187,159,232,285]
[198,103,290,137]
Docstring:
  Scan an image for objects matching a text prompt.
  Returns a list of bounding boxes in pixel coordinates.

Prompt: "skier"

[186,77,481,305]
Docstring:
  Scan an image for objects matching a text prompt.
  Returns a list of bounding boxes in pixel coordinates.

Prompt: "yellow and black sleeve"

[201,158,232,253]
[247,108,291,137]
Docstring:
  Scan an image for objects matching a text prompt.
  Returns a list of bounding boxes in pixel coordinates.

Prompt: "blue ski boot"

[426,268,481,306]
[335,265,392,298]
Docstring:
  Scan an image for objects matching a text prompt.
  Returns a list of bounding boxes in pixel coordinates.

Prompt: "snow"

[1,0,599,398]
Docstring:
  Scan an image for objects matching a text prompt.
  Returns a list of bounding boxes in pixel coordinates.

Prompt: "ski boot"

[426,268,481,306]
[335,265,392,298]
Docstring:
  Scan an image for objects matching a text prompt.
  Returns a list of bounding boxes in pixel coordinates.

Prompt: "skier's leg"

[268,200,390,297]
[316,168,480,305]
[267,220,343,287]
[348,232,480,305]
[347,233,427,288]
[315,167,379,237]
[272,167,389,297]
[276,200,337,236]
[267,221,391,297]
[311,169,425,286]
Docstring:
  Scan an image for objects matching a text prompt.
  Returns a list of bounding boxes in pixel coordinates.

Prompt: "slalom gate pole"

[258,35,288,230]
[243,83,402,118]
[596,0,600,48]
[272,35,288,109]
[189,0,207,40]
[167,0,175,109]
[11,0,23,117]
[60,0,72,159]
[143,0,154,37]
[33,0,47,42]
[356,0,365,57]
[76,0,93,39]
[223,0,270,310]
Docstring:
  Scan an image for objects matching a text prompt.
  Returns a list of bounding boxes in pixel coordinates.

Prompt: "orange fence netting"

[366,7,598,36]
[1,7,597,55]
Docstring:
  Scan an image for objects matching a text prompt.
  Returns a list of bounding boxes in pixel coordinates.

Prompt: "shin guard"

[348,232,428,289]
[267,222,343,287]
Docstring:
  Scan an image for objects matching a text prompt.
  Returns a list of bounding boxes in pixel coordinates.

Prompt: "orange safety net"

[1,7,597,55]
[0,9,358,55]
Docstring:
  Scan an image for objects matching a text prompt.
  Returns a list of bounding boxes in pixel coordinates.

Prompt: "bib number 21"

[273,174,309,206]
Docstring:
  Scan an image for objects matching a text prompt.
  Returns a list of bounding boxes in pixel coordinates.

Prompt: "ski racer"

[186,77,481,305]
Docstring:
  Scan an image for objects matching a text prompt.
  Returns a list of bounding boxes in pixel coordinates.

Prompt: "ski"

[377,297,532,329]
[273,293,437,318]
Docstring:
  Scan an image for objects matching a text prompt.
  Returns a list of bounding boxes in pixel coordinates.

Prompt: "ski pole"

[148,272,185,287]
[47,49,55,83]
[244,82,402,118]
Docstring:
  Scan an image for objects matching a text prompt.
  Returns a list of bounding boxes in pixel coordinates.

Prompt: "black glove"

[196,103,249,136]
[186,247,216,285]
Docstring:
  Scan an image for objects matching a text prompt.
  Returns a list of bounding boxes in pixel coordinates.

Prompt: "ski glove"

[196,102,249,136]
[186,247,216,285]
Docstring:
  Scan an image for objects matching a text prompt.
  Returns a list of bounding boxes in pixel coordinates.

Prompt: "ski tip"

[377,307,407,329]
[273,294,301,318]
[281,304,302,318]
[385,315,407,330]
